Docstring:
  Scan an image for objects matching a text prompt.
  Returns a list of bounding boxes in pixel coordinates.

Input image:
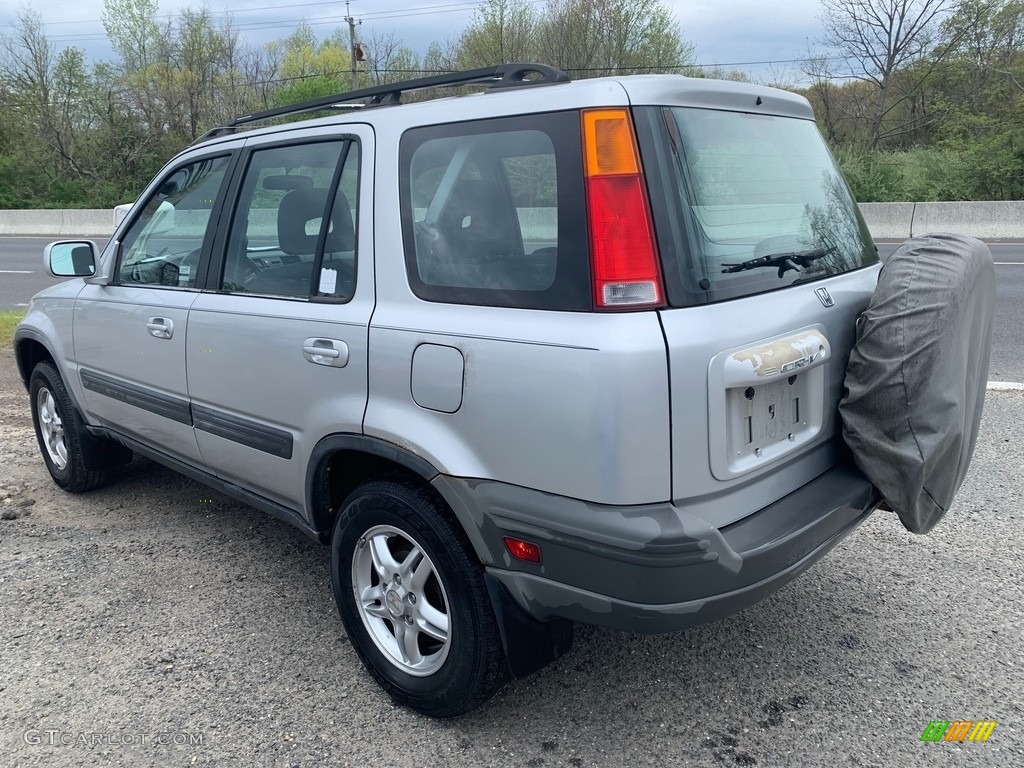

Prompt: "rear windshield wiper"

[722,245,837,279]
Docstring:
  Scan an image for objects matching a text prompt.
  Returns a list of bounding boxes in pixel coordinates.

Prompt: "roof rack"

[194,63,570,144]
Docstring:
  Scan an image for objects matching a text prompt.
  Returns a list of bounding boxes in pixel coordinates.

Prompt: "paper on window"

[319,268,337,295]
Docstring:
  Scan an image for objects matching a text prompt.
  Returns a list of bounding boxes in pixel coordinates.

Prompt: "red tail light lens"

[582,109,664,309]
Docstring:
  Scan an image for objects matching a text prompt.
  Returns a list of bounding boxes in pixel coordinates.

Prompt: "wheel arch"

[13,331,57,392]
[306,434,475,548]
[27,356,133,474]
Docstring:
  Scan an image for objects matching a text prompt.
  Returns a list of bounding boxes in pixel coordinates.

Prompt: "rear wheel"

[29,361,109,492]
[331,478,509,717]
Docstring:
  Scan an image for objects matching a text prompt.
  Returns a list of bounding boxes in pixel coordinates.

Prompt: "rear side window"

[635,107,878,306]
[400,112,590,310]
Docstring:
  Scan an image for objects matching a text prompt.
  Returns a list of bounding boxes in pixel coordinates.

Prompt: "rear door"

[184,127,372,512]
[633,102,881,526]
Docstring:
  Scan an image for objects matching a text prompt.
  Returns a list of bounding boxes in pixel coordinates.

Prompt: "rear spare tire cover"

[839,233,995,534]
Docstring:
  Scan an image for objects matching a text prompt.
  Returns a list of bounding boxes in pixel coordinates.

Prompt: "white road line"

[0,269,33,274]
[988,381,1024,391]
[993,262,1023,265]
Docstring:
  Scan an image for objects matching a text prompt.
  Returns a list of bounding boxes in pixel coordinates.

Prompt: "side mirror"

[45,241,98,278]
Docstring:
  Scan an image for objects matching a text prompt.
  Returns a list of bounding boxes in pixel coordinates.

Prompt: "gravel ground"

[1,347,1022,768]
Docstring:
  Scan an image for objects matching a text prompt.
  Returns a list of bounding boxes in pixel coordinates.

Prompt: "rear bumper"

[433,463,880,634]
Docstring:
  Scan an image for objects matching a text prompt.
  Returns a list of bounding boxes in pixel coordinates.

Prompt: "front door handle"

[146,317,174,339]
[302,338,349,367]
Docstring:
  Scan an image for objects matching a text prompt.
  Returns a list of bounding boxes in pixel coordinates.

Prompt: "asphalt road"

[4,236,1023,382]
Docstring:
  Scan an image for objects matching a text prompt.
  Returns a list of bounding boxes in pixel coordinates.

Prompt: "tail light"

[581,109,664,309]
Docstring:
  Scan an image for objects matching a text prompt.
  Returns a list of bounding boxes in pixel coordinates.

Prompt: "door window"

[221,140,359,301]
[117,155,231,288]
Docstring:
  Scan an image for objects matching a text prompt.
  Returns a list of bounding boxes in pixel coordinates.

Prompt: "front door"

[74,153,235,463]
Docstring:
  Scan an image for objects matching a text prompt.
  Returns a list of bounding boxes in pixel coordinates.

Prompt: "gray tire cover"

[839,233,995,534]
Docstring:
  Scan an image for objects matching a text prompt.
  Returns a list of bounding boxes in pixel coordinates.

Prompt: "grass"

[0,309,26,349]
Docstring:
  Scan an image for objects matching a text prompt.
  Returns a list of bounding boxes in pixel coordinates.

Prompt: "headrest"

[277,188,355,255]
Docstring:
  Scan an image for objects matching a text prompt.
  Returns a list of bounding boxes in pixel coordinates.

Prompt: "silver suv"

[15,64,886,716]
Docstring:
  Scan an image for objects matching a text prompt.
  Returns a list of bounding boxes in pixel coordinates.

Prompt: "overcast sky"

[0,0,828,84]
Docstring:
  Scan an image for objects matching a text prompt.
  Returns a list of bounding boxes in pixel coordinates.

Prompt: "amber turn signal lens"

[583,109,640,176]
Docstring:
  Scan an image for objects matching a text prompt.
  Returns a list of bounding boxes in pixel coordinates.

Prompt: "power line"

[0,0,490,32]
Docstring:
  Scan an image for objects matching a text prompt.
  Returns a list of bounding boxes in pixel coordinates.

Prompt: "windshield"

[636,106,877,305]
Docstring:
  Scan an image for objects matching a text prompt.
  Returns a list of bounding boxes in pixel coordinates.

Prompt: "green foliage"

[833,139,1024,203]
[2,0,1024,208]
[274,76,345,107]
[456,0,694,75]
[0,310,26,349]
[832,147,901,203]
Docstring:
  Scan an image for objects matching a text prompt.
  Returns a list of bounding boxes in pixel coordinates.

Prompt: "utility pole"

[345,1,360,91]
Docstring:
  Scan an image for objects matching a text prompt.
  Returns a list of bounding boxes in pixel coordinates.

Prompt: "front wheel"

[29,361,109,492]
[331,478,509,717]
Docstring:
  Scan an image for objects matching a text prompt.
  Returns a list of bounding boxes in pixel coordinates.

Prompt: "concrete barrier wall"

[2,201,1024,240]
[861,201,1024,240]
[909,201,1024,240]
[858,203,917,240]
[0,209,113,236]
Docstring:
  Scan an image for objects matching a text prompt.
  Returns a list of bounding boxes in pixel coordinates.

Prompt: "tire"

[29,361,109,492]
[331,478,509,717]
[840,233,995,534]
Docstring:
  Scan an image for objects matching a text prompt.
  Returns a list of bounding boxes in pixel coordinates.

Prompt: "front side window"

[221,140,358,301]
[118,155,231,288]
[637,107,878,305]
[400,113,589,310]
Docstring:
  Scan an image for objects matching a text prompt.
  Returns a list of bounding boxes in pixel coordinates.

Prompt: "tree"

[361,30,422,86]
[102,0,160,74]
[817,0,956,148]
[455,0,694,77]
[459,0,540,68]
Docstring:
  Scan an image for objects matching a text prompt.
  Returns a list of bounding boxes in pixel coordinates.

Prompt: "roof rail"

[194,63,570,144]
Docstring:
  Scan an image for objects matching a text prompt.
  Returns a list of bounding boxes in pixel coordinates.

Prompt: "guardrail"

[1,202,1023,240]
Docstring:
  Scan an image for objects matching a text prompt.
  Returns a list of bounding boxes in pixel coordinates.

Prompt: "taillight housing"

[581,109,665,309]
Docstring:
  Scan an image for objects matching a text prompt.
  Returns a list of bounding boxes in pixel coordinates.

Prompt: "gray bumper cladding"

[434,464,879,634]
[839,233,995,534]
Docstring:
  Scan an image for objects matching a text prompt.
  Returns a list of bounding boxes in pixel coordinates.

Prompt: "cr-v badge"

[815,287,835,307]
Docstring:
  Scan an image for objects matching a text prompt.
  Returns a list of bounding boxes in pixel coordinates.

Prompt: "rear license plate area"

[708,328,831,480]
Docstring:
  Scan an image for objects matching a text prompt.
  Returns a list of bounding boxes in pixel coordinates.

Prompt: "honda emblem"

[815,287,834,307]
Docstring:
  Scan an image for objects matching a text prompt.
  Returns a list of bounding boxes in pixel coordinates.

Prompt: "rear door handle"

[146,317,173,339]
[302,338,349,367]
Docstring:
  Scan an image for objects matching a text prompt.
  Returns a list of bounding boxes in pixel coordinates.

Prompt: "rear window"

[400,112,590,310]
[636,106,878,306]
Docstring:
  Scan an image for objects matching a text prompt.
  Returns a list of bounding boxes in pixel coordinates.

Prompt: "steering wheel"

[222,254,261,291]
